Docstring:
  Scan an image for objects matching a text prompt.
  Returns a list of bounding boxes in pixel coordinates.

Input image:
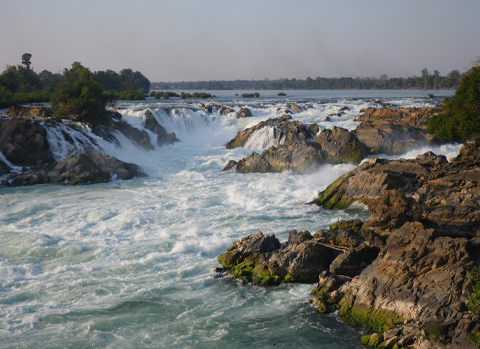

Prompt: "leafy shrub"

[427,66,480,142]
[51,63,111,126]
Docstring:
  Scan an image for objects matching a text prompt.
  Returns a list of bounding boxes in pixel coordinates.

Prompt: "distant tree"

[51,62,111,126]
[22,53,32,71]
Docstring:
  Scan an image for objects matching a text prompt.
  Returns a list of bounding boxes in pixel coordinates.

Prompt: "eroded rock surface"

[224,107,441,173]
[225,115,366,173]
[220,140,480,348]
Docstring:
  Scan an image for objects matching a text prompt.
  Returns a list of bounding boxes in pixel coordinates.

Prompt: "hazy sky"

[2,0,479,82]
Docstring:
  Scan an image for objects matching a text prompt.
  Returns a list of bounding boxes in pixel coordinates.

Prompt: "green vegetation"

[154,91,180,99]
[422,319,448,343]
[152,68,462,90]
[427,65,480,142]
[468,266,480,312]
[218,252,318,286]
[0,54,150,108]
[0,53,62,108]
[180,92,213,99]
[241,92,260,98]
[95,68,149,100]
[329,219,363,233]
[50,62,111,126]
[338,300,404,334]
[468,267,480,349]
[312,174,353,209]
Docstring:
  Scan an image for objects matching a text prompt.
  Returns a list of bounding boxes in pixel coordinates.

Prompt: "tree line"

[152,69,462,91]
[0,53,150,108]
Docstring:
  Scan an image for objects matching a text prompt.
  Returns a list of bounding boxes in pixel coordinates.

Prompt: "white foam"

[243,126,286,150]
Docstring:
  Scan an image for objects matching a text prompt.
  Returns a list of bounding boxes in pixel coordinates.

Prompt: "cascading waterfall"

[243,126,286,150]
[0,150,23,172]
[44,122,99,160]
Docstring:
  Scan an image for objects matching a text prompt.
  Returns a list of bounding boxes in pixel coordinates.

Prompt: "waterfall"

[243,126,286,150]
[44,123,99,161]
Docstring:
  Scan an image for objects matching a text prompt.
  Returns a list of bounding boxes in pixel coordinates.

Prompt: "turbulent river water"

[0,90,460,348]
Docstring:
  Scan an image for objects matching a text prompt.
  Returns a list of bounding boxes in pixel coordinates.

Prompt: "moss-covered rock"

[338,299,403,334]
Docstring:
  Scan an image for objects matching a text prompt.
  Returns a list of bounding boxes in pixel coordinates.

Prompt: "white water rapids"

[0,90,460,348]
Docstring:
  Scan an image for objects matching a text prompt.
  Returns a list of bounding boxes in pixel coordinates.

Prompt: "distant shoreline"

[151,72,461,91]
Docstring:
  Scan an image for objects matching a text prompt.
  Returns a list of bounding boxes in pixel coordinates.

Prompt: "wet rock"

[218,107,233,116]
[112,122,155,151]
[144,110,179,146]
[286,104,302,113]
[218,230,344,285]
[236,107,252,118]
[225,116,366,173]
[0,117,55,166]
[8,148,143,186]
[0,160,9,176]
[83,148,144,180]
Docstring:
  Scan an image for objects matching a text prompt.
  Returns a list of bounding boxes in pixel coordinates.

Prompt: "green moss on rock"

[312,175,353,209]
[338,299,403,334]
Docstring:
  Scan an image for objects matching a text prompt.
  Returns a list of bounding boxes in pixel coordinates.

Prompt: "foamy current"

[0,90,458,348]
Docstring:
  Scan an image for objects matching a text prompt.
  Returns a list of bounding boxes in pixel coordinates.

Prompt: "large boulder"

[353,107,440,155]
[311,126,367,163]
[236,107,253,118]
[224,116,366,173]
[112,122,154,151]
[354,122,432,155]
[286,104,302,113]
[7,148,143,186]
[83,148,144,180]
[218,230,344,285]
[332,222,480,347]
[0,118,55,166]
[329,242,380,278]
[47,153,110,184]
[144,110,178,146]
[362,189,424,232]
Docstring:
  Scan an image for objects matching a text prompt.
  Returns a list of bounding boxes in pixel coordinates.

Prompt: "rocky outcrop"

[307,141,480,348]
[353,107,440,155]
[0,117,55,166]
[7,148,143,186]
[111,122,154,151]
[224,115,367,173]
[286,104,302,113]
[144,110,178,146]
[218,230,347,285]
[5,105,53,118]
[313,142,480,236]
[225,107,441,173]
[0,108,155,186]
[220,140,480,347]
[236,107,252,118]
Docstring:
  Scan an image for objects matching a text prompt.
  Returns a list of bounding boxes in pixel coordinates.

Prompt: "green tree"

[427,66,480,142]
[51,62,111,126]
